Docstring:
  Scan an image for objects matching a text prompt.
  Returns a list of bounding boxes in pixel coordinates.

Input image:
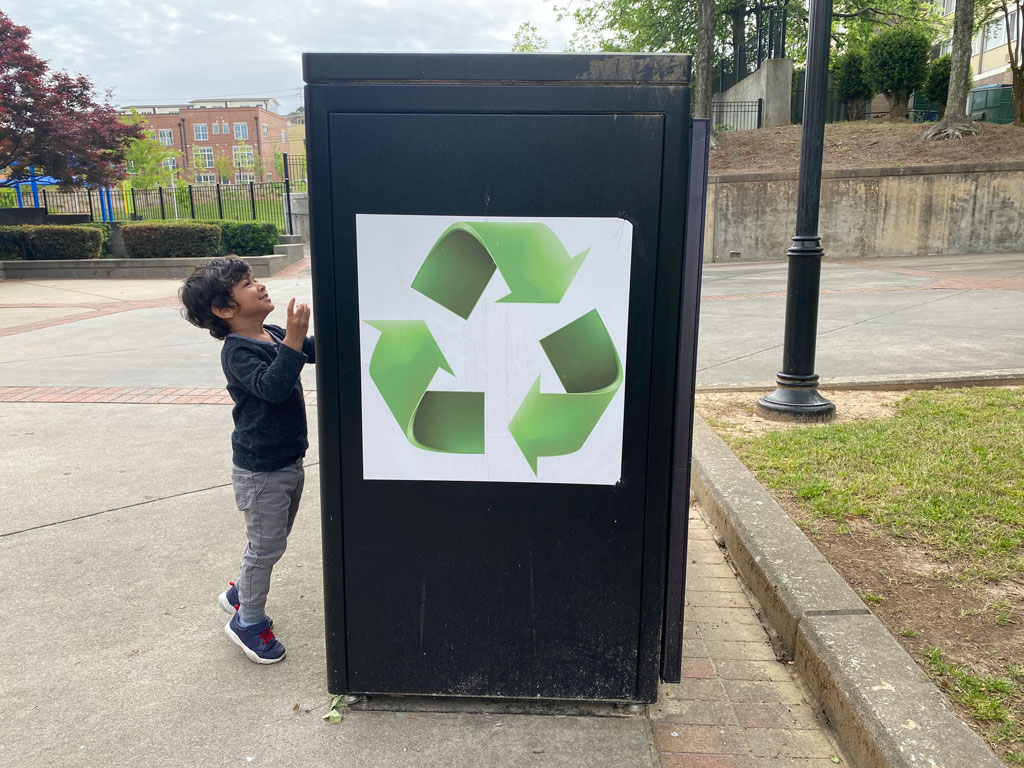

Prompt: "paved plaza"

[1,251,1020,767]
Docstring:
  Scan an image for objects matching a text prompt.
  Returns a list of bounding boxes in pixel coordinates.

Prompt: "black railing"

[712,99,764,132]
[33,182,291,231]
[713,3,788,94]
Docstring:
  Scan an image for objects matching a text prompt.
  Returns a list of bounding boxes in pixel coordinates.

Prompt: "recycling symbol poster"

[357,214,633,485]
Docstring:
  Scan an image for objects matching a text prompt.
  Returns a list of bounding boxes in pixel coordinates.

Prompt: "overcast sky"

[6,0,577,114]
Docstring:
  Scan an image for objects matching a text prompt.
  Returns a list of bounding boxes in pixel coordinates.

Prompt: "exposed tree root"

[922,118,982,141]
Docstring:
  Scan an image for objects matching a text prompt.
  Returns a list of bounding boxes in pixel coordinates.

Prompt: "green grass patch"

[924,648,1023,743]
[731,388,1024,582]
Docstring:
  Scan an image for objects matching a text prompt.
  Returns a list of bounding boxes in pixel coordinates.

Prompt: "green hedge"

[79,222,113,256]
[0,225,102,260]
[0,226,29,260]
[122,222,221,260]
[200,220,279,256]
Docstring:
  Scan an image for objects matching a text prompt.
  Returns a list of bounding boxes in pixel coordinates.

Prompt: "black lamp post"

[757,0,836,421]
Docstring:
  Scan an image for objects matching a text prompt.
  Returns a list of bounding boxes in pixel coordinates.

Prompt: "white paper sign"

[357,214,632,484]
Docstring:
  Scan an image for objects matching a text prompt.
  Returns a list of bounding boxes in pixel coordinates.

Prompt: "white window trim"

[158,129,174,146]
[232,145,255,168]
[233,122,249,140]
[212,122,220,135]
[193,123,208,141]
[193,146,214,168]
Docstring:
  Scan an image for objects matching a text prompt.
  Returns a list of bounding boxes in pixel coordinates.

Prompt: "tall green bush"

[122,222,220,259]
[864,27,932,118]
[831,50,874,119]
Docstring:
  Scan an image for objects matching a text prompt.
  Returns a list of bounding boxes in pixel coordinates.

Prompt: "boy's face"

[217,272,274,327]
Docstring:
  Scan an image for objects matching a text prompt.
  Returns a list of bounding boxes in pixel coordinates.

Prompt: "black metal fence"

[713,4,789,94]
[712,99,764,132]
[36,181,293,231]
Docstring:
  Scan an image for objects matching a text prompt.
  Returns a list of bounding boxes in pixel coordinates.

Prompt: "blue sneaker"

[225,613,286,664]
[218,582,239,614]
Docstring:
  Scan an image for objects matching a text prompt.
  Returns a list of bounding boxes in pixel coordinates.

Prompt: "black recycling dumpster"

[304,52,709,703]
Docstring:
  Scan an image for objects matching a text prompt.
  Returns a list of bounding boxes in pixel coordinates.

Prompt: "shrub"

[201,220,279,256]
[122,222,221,259]
[0,225,101,260]
[0,226,29,260]
[832,50,874,102]
[864,28,931,118]
[79,222,113,255]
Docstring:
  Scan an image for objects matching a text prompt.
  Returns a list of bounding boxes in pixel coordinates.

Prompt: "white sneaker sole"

[224,620,286,664]
[218,591,235,615]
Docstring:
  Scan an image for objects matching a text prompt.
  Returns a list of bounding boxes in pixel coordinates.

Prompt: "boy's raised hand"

[283,297,311,352]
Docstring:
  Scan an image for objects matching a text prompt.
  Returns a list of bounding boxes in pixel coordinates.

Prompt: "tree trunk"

[889,90,910,119]
[730,1,747,75]
[1015,73,1024,126]
[846,96,865,121]
[923,0,980,138]
[1007,0,1024,126]
[694,0,716,120]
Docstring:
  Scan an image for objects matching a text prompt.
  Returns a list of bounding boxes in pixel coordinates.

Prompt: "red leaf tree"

[0,11,141,187]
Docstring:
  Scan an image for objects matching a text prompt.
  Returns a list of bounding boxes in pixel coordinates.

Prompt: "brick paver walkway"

[651,503,848,767]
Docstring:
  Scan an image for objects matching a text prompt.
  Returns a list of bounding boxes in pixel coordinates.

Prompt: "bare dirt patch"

[709,120,1024,175]
[694,388,903,442]
[696,388,1024,762]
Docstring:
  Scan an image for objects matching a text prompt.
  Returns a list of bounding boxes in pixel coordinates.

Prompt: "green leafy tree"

[831,50,874,120]
[923,54,952,108]
[120,111,176,188]
[864,27,931,118]
[213,155,233,184]
[513,22,548,52]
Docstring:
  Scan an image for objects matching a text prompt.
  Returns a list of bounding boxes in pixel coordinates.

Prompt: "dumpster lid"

[302,52,691,86]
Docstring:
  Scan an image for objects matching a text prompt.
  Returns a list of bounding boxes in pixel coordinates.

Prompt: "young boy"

[179,256,314,664]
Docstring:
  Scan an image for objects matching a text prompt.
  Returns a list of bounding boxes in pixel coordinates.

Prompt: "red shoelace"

[259,627,276,643]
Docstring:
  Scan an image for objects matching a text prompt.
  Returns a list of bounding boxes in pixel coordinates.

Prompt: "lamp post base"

[756,375,835,422]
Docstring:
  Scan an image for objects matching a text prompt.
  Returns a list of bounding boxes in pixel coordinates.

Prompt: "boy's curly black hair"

[179,256,252,340]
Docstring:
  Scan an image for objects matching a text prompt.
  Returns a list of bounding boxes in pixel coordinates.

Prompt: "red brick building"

[120,98,291,184]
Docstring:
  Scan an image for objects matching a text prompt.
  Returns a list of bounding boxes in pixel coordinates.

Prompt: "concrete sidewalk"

[1,252,1020,767]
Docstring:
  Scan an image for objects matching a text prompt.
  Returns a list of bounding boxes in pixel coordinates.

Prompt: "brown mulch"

[695,390,1024,763]
[709,119,1024,174]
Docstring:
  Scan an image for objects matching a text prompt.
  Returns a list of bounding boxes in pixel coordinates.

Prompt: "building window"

[126,161,136,173]
[158,129,174,146]
[212,122,219,135]
[262,123,268,138]
[985,20,1006,51]
[233,145,255,167]
[162,157,177,170]
[941,0,955,15]
[221,121,228,133]
[195,173,217,185]
[236,172,255,183]
[193,146,214,168]
[281,130,287,143]
[233,122,249,140]
[193,124,208,141]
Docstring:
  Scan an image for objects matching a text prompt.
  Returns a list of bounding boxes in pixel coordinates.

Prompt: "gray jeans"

[231,459,305,623]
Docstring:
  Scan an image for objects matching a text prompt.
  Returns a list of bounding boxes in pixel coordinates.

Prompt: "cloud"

[5,0,576,113]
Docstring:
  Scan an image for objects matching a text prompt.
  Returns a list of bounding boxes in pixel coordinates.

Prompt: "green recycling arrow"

[507,309,623,474]
[366,320,484,454]
[411,222,590,320]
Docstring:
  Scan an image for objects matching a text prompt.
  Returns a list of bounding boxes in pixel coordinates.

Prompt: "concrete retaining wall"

[704,160,1024,262]
[1,250,303,280]
[714,59,793,129]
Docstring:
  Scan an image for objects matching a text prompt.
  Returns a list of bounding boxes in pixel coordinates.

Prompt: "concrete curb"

[696,369,1024,393]
[690,413,1003,768]
[0,250,304,280]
